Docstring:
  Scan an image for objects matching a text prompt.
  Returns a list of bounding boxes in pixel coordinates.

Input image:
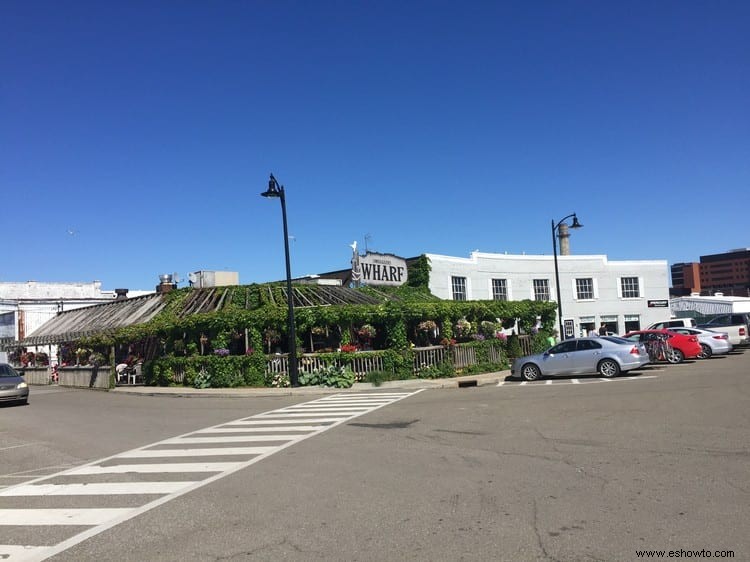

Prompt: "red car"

[622,329,701,363]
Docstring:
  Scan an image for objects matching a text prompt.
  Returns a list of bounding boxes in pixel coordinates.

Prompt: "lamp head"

[261,174,282,198]
[570,214,583,229]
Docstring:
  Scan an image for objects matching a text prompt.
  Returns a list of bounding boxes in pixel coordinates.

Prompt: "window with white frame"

[576,278,594,300]
[533,279,550,301]
[492,278,508,301]
[451,276,467,301]
[621,277,640,298]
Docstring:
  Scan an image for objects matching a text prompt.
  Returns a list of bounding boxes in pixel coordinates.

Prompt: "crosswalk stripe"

[195,426,325,433]
[118,446,277,457]
[0,481,196,496]
[163,435,299,444]
[226,418,341,425]
[67,463,240,475]
[0,508,132,526]
[254,412,355,418]
[280,405,372,410]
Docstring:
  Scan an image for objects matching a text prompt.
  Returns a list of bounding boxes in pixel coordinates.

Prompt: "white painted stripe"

[316,397,394,401]
[195,426,325,433]
[279,406,372,411]
[283,403,376,408]
[545,380,552,385]
[67,463,240,475]
[599,378,612,382]
[318,393,410,398]
[274,408,371,414]
[255,412,354,418]
[0,481,196,496]
[227,418,341,425]
[496,381,505,386]
[312,399,394,404]
[164,435,299,444]
[119,447,276,458]
[0,508,132,526]
[572,379,580,384]
[520,381,527,386]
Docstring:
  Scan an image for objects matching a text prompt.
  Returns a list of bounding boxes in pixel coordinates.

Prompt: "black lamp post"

[551,213,583,340]
[261,173,299,387]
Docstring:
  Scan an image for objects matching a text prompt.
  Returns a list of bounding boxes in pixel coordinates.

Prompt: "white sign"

[356,252,408,287]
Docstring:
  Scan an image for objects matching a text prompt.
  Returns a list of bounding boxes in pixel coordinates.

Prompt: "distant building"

[0,281,152,342]
[671,249,750,297]
[671,262,701,296]
[699,249,750,296]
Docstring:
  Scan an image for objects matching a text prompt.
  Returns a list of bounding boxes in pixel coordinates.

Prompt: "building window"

[576,278,594,300]
[621,277,640,298]
[533,279,549,301]
[624,314,640,333]
[451,276,467,301]
[492,279,508,301]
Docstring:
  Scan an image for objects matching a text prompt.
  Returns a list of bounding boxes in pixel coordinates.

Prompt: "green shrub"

[507,334,523,359]
[299,364,356,388]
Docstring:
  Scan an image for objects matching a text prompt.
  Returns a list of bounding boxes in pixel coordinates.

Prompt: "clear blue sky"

[2,1,748,291]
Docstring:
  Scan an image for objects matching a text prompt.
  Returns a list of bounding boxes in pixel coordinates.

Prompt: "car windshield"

[600,336,632,345]
[0,364,21,377]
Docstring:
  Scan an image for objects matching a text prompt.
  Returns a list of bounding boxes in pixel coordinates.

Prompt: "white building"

[426,251,671,337]
[0,281,153,342]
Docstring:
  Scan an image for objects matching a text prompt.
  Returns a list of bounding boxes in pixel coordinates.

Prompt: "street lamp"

[551,213,583,340]
[261,173,299,387]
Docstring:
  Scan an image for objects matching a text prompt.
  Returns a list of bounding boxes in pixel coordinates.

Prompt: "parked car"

[697,313,750,347]
[647,318,697,330]
[667,327,733,359]
[511,336,650,381]
[622,329,701,363]
[0,363,29,406]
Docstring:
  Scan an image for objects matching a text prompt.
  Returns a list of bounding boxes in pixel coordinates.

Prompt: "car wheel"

[520,363,541,381]
[667,348,684,364]
[598,359,620,378]
[698,344,712,359]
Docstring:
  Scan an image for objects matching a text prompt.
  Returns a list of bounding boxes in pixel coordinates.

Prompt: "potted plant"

[357,324,377,340]
[454,318,472,339]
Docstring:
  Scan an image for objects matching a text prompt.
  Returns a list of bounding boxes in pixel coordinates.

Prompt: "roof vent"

[114,288,128,300]
[156,274,176,295]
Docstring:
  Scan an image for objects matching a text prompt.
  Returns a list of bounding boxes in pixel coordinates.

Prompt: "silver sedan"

[667,327,733,359]
[0,363,29,406]
[511,336,650,381]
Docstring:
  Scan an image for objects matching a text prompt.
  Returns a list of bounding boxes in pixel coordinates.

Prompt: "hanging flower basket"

[454,318,472,338]
[357,324,377,339]
[417,320,437,333]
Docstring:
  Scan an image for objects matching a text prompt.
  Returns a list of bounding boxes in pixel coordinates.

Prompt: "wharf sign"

[354,252,408,287]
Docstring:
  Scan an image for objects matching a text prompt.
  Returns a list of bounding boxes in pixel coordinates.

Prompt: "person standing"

[598,322,608,336]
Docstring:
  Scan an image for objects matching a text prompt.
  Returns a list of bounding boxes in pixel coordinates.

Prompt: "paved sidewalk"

[110,370,512,397]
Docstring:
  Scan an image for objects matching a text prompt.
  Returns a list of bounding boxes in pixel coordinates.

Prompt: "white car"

[667,327,733,359]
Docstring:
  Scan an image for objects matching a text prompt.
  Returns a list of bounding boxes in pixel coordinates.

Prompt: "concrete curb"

[108,370,511,398]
